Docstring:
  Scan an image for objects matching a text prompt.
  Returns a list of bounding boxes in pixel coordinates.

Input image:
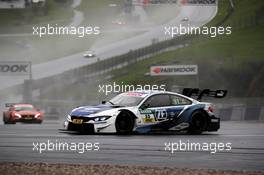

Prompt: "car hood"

[15,111,39,115]
[70,104,116,117]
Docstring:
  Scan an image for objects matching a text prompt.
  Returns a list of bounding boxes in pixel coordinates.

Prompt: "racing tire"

[67,122,77,131]
[3,113,6,124]
[3,114,16,124]
[115,111,135,135]
[4,120,16,124]
[188,111,207,135]
[35,120,42,124]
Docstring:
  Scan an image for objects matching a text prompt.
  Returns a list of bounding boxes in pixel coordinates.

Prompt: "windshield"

[14,106,34,111]
[108,93,144,107]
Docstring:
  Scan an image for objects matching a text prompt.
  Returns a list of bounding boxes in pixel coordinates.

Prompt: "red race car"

[3,103,44,124]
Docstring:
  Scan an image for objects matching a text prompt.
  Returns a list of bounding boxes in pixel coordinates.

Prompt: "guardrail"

[216,106,264,121]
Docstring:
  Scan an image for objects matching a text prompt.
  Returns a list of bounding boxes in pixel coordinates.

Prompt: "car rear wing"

[182,88,227,101]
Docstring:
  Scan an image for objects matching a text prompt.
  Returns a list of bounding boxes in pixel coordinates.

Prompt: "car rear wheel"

[115,112,135,135]
[188,111,207,135]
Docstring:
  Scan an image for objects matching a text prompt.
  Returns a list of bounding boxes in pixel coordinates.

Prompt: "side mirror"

[102,101,106,104]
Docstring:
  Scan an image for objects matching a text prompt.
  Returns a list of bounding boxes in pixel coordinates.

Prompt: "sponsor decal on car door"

[139,107,184,123]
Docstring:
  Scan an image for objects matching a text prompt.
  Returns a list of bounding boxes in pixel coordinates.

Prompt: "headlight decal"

[14,113,21,118]
[92,116,112,122]
[35,113,40,118]
[66,115,71,121]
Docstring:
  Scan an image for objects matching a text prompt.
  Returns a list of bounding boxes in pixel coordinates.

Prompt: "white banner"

[150,65,198,76]
[0,61,31,75]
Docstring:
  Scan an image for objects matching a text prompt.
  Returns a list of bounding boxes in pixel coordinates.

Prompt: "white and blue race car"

[64,89,227,134]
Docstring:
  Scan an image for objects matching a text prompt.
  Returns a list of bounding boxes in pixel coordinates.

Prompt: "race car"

[64,89,227,134]
[83,50,96,58]
[3,103,44,124]
[181,17,189,22]
[111,19,126,25]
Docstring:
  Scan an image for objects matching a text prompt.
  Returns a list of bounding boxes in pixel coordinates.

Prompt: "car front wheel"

[115,112,135,135]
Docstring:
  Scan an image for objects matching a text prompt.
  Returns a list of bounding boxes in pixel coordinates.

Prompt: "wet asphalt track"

[0,121,263,171]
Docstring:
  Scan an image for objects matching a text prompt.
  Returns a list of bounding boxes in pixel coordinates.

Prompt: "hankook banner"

[0,61,31,75]
[150,65,198,76]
